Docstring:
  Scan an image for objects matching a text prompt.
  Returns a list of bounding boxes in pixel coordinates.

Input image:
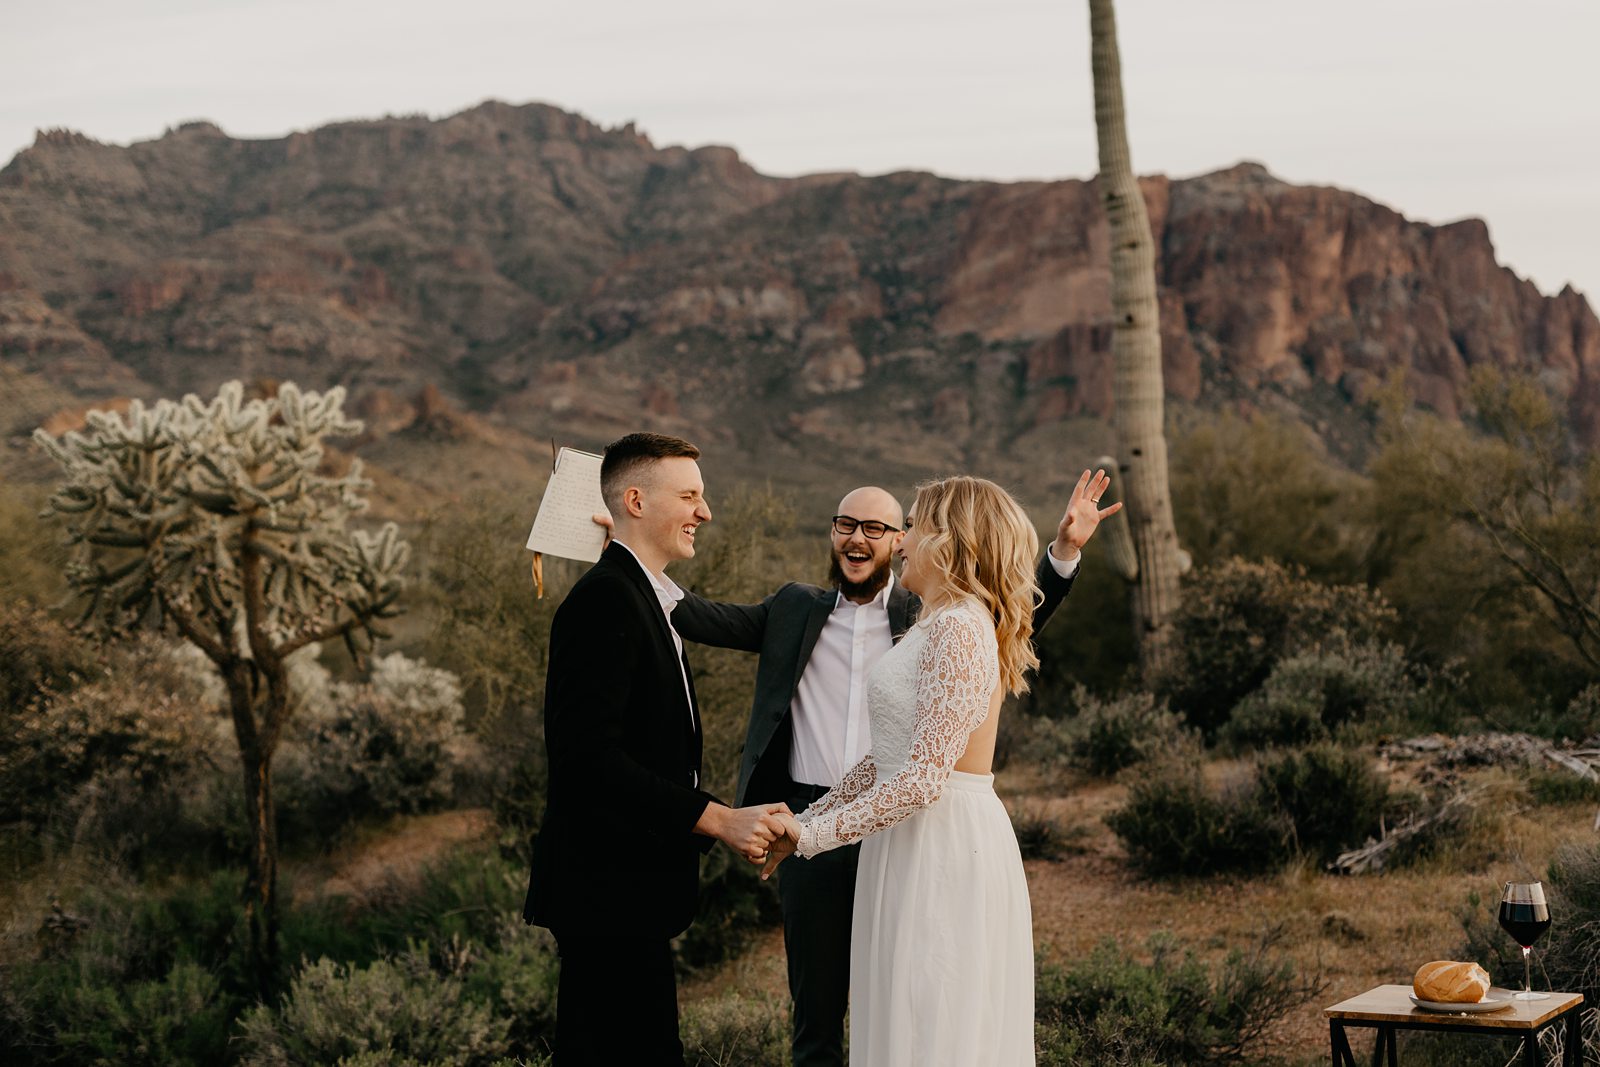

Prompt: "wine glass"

[1498,881,1551,1001]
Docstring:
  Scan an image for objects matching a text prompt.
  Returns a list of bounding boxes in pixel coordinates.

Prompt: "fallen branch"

[1328,789,1481,875]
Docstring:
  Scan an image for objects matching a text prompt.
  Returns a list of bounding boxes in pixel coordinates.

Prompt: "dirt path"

[291,808,494,908]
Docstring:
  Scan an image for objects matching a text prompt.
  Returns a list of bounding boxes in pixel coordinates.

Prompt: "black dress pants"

[779,791,862,1067]
[552,932,684,1066]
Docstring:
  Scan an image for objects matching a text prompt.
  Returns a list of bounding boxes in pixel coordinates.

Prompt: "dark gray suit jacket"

[673,556,1075,806]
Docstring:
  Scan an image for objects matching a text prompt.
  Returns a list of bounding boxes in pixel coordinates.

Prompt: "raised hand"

[759,812,802,880]
[1053,468,1123,562]
[591,512,614,549]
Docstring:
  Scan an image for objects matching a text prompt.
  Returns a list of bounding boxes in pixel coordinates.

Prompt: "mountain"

[2,100,1595,502]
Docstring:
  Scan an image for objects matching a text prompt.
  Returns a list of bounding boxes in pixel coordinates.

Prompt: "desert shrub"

[0,868,249,1066]
[0,603,101,713]
[674,839,782,974]
[287,652,474,824]
[0,639,232,852]
[237,944,510,1067]
[1527,769,1600,806]
[1172,412,1373,585]
[1,847,559,1066]
[1155,558,1399,736]
[1016,686,1191,777]
[1010,804,1085,862]
[681,993,790,1067]
[1254,744,1389,862]
[1222,641,1419,748]
[460,919,561,1059]
[1464,844,1600,1000]
[277,849,562,1061]
[1455,843,1600,1064]
[284,846,528,969]
[1517,683,1600,743]
[46,961,231,1066]
[1105,761,1291,877]
[0,482,70,606]
[1035,934,1321,1066]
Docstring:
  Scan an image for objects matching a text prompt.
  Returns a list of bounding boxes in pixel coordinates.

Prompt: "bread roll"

[1413,960,1491,1003]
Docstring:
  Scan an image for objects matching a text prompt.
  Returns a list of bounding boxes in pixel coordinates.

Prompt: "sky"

[6,0,1598,300]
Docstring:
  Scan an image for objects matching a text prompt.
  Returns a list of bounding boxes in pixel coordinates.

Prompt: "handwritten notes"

[525,448,608,563]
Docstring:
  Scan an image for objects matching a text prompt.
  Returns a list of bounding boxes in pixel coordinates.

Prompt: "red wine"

[1498,901,1551,948]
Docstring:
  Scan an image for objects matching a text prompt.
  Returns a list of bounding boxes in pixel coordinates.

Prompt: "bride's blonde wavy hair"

[908,476,1040,696]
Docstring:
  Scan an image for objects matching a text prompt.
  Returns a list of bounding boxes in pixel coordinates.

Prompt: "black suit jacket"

[673,555,1076,807]
[523,543,720,939]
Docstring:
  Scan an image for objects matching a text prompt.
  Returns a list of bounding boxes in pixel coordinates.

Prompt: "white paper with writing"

[524,448,608,562]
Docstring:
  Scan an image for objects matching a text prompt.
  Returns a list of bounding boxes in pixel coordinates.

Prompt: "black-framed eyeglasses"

[832,515,901,540]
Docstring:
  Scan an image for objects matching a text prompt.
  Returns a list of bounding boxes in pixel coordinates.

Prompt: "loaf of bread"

[1413,960,1491,1003]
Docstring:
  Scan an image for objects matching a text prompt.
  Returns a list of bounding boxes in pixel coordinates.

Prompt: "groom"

[524,432,794,1066]
[671,471,1115,1067]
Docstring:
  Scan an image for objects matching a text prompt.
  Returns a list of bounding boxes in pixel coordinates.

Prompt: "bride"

[763,474,1116,1066]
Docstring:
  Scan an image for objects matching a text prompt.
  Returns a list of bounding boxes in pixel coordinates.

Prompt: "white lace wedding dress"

[795,598,1034,1066]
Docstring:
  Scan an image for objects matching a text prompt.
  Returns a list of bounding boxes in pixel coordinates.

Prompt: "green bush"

[1456,843,1600,1064]
[681,993,790,1067]
[1035,934,1321,1066]
[1016,687,1191,777]
[0,482,70,606]
[1171,411,1373,585]
[1109,745,1391,875]
[288,652,474,823]
[673,840,782,974]
[1254,744,1389,862]
[0,638,233,856]
[48,961,231,1066]
[0,868,249,1066]
[1527,769,1600,806]
[1105,761,1291,877]
[237,944,511,1067]
[1223,642,1418,748]
[1010,804,1086,862]
[1155,558,1399,737]
[1516,683,1600,743]
[0,603,101,714]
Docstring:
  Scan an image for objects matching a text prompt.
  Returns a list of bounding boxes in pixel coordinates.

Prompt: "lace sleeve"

[796,753,878,822]
[795,606,997,856]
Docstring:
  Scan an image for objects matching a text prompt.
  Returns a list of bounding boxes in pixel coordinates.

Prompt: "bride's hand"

[759,813,802,880]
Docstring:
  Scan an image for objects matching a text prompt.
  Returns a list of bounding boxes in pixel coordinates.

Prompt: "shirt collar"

[833,569,895,611]
[613,539,685,609]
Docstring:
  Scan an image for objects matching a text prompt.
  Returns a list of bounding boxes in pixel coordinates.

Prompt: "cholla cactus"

[34,379,409,988]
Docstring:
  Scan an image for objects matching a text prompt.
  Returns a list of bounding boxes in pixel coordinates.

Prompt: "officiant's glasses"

[832,515,901,539]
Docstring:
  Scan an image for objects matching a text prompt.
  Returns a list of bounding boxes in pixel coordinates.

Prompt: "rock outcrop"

[2,102,1594,477]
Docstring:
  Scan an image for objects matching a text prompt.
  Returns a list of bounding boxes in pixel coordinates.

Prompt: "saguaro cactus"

[34,381,408,989]
[1089,0,1185,675]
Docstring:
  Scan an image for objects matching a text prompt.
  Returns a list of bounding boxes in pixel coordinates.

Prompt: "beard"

[829,549,894,601]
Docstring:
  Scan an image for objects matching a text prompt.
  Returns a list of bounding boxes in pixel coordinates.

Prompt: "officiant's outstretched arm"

[522,432,789,1067]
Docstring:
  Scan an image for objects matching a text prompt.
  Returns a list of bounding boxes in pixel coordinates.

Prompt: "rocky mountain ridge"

[2,99,1595,491]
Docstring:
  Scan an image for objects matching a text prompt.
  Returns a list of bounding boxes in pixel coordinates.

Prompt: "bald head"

[836,486,903,530]
[829,486,904,603]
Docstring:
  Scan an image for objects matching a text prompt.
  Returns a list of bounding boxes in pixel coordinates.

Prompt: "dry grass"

[683,761,1600,1064]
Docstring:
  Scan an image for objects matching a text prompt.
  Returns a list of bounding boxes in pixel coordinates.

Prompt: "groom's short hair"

[601,432,701,517]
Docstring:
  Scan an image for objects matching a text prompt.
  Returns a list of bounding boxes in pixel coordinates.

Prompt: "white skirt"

[848,770,1034,1066]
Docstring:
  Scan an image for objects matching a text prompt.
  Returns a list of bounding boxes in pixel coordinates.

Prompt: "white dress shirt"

[789,546,1080,789]
[613,541,699,785]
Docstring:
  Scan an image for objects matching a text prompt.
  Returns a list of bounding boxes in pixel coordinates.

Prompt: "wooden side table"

[1325,985,1585,1066]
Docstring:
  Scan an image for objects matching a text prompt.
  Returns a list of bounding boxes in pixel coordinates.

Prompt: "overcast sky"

[6,0,1597,299]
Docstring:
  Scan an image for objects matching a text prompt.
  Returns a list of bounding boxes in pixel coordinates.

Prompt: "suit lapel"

[789,587,837,701]
[889,583,918,642]
[604,544,699,736]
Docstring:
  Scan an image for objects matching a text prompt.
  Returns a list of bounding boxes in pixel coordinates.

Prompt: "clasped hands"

[706,802,801,874]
